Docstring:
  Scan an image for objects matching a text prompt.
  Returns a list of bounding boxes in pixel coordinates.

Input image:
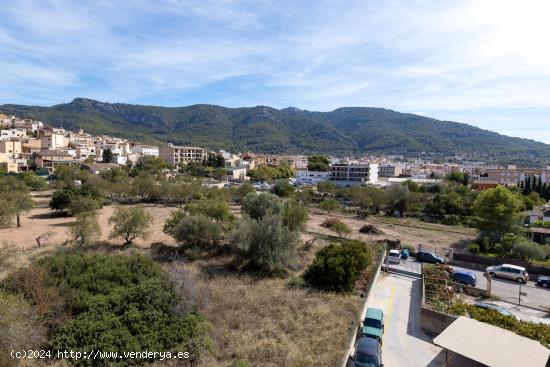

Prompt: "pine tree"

[523,176,533,195]
[537,176,543,194]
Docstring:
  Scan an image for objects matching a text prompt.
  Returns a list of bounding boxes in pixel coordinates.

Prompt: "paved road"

[450,265,550,311]
[368,273,443,366]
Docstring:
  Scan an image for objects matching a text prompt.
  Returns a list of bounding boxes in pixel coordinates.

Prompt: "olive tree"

[69,213,101,247]
[108,206,153,245]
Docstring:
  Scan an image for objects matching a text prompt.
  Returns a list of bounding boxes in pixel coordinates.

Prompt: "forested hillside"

[1,98,548,164]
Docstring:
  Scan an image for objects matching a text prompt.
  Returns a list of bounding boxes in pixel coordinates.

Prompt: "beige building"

[329,162,379,187]
[378,164,402,177]
[487,168,550,186]
[160,143,208,166]
[21,138,41,153]
[0,141,22,155]
[40,133,66,150]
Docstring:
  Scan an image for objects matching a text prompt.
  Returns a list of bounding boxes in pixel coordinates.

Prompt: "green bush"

[448,302,550,348]
[33,254,206,366]
[241,192,283,220]
[172,214,222,251]
[321,217,351,237]
[304,240,372,292]
[442,214,461,226]
[468,243,480,254]
[231,212,299,275]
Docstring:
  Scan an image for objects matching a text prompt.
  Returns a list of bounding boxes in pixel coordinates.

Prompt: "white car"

[388,249,401,264]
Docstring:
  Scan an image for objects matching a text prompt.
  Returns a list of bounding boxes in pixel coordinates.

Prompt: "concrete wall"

[419,306,457,337]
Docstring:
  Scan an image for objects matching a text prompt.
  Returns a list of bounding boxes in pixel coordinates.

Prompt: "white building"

[132,145,159,157]
[0,128,27,141]
[328,162,378,187]
[296,170,330,185]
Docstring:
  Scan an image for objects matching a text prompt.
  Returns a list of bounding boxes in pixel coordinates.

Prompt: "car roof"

[454,269,475,277]
[389,249,400,254]
[356,336,380,355]
[366,308,383,319]
[474,302,510,314]
[500,264,526,270]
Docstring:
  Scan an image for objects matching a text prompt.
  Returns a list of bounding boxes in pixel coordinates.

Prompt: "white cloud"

[0,0,549,141]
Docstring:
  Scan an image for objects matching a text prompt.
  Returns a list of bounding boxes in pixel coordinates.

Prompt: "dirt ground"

[306,210,478,251]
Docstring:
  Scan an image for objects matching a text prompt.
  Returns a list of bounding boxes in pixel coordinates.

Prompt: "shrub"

[172,214,222,251]
[304,240,372,292]
[0,292,47,367]
[319,198,340,213]
[185,199,232,223]
[282,200,309,231]
[271,179,295,198]
[468,243,480,254]
[241,192,283,220]
[231,212,299,275]
[29,254,207,365]
[442,214,461,226]
[511,241,545,263]
[321,217,341,228]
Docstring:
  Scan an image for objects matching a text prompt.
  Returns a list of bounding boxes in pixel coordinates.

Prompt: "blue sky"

[1,0,550,142]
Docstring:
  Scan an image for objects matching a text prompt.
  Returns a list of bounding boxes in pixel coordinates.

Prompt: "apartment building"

[378,164,402,177]
[0,141,22,155]
[328,162,379,187]
[487,167,550,186]
[160,143,208,166]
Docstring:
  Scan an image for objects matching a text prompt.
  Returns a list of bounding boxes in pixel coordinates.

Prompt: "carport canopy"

[433,316,549,367]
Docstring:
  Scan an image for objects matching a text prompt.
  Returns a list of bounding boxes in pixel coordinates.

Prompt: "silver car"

[486,264,529,283]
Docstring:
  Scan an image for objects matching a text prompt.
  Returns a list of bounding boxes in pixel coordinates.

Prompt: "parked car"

[474,302,514,317]
[387,250,401,264]
[452,269,477,287]
[485,264,529,283]
[400,248,409,260]
[416,251,445,264]
[362,308,384,343]
[350,336,384,367]
[536,275,550,288]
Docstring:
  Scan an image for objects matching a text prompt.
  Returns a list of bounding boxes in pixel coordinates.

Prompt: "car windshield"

[389,252,399,257]
[364,318,381,328]
[355,352,379,367]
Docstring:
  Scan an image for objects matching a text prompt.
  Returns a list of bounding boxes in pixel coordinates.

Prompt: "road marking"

[384,287,396,341]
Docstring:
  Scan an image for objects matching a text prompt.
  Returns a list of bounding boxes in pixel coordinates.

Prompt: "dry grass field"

[0,198,479,366]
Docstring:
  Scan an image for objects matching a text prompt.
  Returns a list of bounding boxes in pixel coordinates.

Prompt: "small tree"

[172,214,221,251]
[231,212,299,274]
[385,184,410,216]
[473,186,524,242]
[0,191,34,227]
[185,199,232,224]
[108,206,153,245]
[331,221,352,238]
[307,155,330,171]
[271,179,294,198]
[241,192,283,220]
[510,239,545,264]
[102,148,113,163]
[282,200,309,231]
[69,213,101,247]
[319,198,339,214]
[237,182,255,201]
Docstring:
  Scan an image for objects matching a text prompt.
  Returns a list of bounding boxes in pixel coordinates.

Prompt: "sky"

[1,0,550,142]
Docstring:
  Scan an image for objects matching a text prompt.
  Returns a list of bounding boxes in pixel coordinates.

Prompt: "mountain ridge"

[1,98,548,165]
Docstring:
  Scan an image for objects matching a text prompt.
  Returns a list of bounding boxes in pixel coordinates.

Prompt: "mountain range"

[1,98,548,164]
